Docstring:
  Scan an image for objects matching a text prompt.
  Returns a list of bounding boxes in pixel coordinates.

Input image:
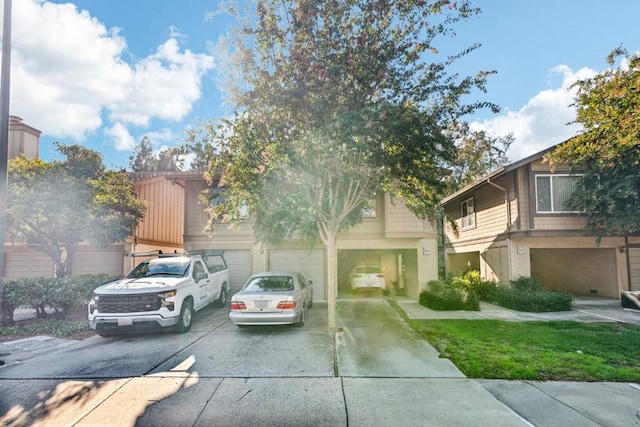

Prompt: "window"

[209,188,250,220]
[362,193,377,218]
[461,198,475,229]
[535,174,583,213]
[192,261,205,279]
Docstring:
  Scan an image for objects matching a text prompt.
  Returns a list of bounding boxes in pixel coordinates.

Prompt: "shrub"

[510,276,541,292]
[1,273,119,323]
[427,280,446,293]
[420,288,480,311]
[494,286,573,312]
[448,270,498,301]
[420,277,480,311]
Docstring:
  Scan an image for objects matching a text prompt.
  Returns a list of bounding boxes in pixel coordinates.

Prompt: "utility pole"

[0,0,12,325]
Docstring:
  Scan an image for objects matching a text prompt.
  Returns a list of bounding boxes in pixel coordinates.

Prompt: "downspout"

[487,178,512,282]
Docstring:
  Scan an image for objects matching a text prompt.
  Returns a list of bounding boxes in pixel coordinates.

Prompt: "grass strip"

[410,319,640,382]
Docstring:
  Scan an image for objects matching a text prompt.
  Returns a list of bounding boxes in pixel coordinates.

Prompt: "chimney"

[9,116,41,159]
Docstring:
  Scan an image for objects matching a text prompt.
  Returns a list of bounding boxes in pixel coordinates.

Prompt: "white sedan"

[350,265,386,290]
[229,271,313,327]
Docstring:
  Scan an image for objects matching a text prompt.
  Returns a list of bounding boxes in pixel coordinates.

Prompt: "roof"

[130,170,207,183]
[441,141,564,205]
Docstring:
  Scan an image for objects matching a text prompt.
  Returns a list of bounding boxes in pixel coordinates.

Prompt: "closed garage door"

[224,250,252,288]
[530,248,618,297]
[5,252,53,278]
[71,250,124,275]
[629,247,640,291]
[269,249,326,300]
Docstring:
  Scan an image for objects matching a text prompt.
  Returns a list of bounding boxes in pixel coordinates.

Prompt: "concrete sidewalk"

[396,295,640,325]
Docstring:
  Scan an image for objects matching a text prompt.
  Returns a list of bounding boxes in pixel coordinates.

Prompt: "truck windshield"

[125,260,190,278]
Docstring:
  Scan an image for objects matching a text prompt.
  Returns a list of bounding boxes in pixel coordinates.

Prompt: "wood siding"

[444,172,515,243]
[135,177,184,246]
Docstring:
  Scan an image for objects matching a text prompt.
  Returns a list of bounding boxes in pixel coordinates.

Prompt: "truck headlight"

[158,290,177,310]
[89,294,99,314]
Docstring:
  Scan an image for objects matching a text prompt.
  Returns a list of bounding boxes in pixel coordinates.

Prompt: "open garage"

[337,249,418,297]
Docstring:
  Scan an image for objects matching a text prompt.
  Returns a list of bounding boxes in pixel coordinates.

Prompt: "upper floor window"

[461,197,475,229]
[535,174,583,213]
[361,193,377,218]
[209,188,250,221]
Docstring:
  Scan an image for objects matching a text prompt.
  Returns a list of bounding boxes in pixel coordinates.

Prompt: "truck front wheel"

[176,299,194,333]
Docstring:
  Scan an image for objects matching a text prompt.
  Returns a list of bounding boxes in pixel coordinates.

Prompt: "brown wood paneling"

[530,248,618,297]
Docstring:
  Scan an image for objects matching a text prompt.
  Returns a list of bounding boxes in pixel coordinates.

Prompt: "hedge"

[1,274,119,325]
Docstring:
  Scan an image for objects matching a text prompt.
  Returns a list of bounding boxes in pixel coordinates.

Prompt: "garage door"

[530,248,618,297]
[269,249,326,300]
[224,250,252,288]
[5,252,53,279]
[71,250,124,275]
[628,248,640,291]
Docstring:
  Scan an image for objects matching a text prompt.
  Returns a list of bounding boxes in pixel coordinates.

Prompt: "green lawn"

[410,319,640,382]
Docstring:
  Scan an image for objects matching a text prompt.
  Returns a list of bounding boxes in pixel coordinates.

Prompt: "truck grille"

[98,293,161,313]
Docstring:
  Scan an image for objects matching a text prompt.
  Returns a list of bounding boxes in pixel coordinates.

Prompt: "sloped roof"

[130,170,207,183]
[441,142,562,205]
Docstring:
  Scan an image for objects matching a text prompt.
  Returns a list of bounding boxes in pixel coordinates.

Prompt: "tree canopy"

[8,143,146,276]
[446,122,513,190]
[203,0,502,328]
[129,136,182,173]
[546,48,640,236]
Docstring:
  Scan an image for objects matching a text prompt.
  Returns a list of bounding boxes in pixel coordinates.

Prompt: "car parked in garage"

[229,271,313,327]
[350,265,386,290]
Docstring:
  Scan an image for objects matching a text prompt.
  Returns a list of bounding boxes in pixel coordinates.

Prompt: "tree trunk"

[323,230,338,330]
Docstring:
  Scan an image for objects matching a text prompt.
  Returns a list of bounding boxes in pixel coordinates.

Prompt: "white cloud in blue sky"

[10,0,215,160]
[470,66,596,162]
[6,0,640,168]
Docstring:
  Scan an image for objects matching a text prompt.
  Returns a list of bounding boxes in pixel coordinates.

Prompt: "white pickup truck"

[88,250,230,336]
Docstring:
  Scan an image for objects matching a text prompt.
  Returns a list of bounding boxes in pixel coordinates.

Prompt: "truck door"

[193,260,211,309]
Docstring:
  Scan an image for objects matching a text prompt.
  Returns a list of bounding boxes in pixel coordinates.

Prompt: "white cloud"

[105,122,135,151]
[470,65,597,162]
[145,128,175,147]
[108,38,214,126]
[9,0,214,149]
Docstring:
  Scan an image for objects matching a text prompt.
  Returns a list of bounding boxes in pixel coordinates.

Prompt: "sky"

[3,0,640,169]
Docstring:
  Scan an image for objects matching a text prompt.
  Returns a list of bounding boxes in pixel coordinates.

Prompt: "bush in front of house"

[419,279,480,311]
[449,270,499,301]
[0,273,120,324]
[510,275,542,292]
[492,276,573,312]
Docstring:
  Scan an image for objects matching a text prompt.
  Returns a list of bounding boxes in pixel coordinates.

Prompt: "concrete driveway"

[0,299,534,426]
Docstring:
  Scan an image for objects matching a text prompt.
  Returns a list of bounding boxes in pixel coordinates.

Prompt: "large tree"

[546,48,640,236]
[205,0,499,329]
[8,143,146,277]
[129,136,182,173]
[446,121,513,190]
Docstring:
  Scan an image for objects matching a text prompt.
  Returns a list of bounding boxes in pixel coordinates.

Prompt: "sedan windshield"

[243,276,294,292]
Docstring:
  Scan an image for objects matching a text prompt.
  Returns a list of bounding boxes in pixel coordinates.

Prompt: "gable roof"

[441,142,562,205]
